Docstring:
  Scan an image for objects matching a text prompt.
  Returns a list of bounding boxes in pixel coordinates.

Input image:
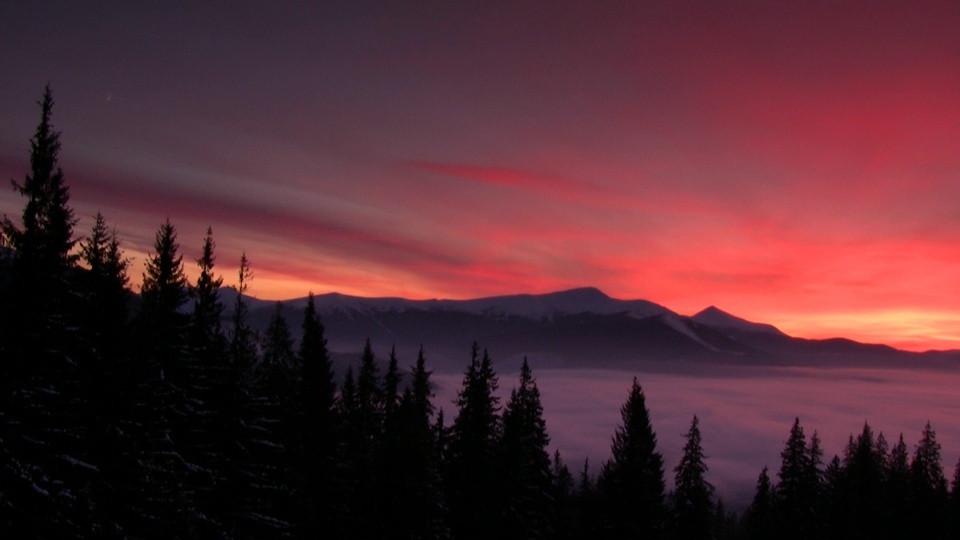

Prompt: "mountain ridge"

[220,287,960,372]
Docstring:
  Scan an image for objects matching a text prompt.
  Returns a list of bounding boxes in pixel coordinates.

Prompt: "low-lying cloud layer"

[432,365,960,510]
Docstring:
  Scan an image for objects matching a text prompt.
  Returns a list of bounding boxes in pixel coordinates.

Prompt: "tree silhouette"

[833,423,885,539]
[138,219,189,363]
[122,219,193,536]
[670,415,714,540]
[190,227,224,350]
[447,343,502,539]
[259,302,296,395]
[296,292,337,533]
[598,377,665,539]
[500,357,553,539]
[1,85,77,271]
[745,466,773,540]
[910,422,949,538]
[773,418,820,540]
[382,346,446,539]
[0,85,90,535]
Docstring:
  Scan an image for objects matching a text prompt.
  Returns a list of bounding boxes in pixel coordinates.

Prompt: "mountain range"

[226,287,960,373]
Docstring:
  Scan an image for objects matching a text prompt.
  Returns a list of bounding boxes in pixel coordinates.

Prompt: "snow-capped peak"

[691,306,783,336]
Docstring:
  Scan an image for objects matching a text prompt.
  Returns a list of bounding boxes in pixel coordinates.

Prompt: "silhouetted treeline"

[4,88,960,539]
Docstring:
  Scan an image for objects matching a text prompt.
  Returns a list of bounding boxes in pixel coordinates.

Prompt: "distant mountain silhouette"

[219,287,960,373]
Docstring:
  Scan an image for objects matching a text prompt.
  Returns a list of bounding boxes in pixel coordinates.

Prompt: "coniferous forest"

[5,89,960,539]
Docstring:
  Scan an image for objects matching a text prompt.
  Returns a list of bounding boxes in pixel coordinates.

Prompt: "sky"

[2,1,960,351]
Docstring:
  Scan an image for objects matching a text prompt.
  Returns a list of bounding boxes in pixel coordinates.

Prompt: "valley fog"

[432,364,960,510]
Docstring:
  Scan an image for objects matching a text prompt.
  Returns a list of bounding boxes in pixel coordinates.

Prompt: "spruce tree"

[500,357,553,539]
[773,418,819,540]
[383,345,401,423]
[598,377,665,539]
[910,422,949,538]
[229,253,257,372]
[123,219,192,536]
[0,85,90,535]
[382,346,446,539]
[1,85,77,272]
[745,466,773,540]
[884,434,912,538]
[77,212,131,533]
[259,302,296,395]
[829,423,886,539]
[137,219,189,363]
[670,415,714,540]
[0,85,80,368]
[296,292,337,533]
[182,227,233,535]
[79,212,130,362]
[951,457,960,537]
[447,343,502,539]
[190,227,224,350]
[355,339,383,461]
[245,302,298,535]
[551,450,576,540]
[340,339,385,537]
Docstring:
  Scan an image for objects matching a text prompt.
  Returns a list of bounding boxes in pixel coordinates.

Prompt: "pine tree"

[884,434,912,539]
[447,343,502,539]
[572,457,601,539]
[670,415,714,540]
[383,345,401,424]
[296,292,337,533]
[190,227,224,350]
[773,418,820,540]
[339,339,385,537]
[500,357,553,539]
[259,302,296,395]
[180,227,234,535]
[598,377,665,539]
[551,450,576,540]
[77,212,131,533]
[244,302,298,534]
[0,86,91,535]
[804,430,825,535]
[355,339,383,462]
[382,346,446,539]
[745,467,773,540]
[138,219,189,363]
[1,85,77,271]
[79,212,130,361]
[910,422,949,538]
[950,457,960,537]
[122,219,193,536]
[0,85,80,368]
[229,253,257,372]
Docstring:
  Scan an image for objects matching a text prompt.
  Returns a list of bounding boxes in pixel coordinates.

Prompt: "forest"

[3,89,960,539]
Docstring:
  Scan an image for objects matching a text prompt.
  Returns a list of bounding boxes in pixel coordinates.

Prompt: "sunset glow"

[3,2,960,351]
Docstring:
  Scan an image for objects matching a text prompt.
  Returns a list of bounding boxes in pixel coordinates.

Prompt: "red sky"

[2,1,960,351]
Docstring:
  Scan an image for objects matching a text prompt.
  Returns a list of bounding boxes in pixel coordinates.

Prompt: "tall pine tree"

[447,343,502,539]
[123,219,193,537]
[670,415,714,540]
[598,377,665,539]
[0,85,89,536]
[745,466,773,540]
[500,357,553,540]
[137,219,189,365]
[910,422,949,538]
[296,292,337,535]
[773,418,820,540]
